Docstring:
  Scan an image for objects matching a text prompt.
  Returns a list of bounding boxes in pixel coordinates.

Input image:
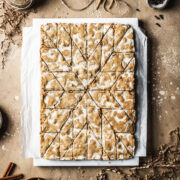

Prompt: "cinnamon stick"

[2,162,16,177]
[0,174,23,180]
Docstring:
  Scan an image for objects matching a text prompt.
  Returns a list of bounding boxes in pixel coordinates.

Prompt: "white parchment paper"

[21,18,147,166]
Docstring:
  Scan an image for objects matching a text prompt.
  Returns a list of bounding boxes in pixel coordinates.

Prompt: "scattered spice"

[159,14,164,19]
[103,127,180,179]
[0,1,33,69]
[155,15,160,20]
[149,0,165,5]
[156,23,161,27]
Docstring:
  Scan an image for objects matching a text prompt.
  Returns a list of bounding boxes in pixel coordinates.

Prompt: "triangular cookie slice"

[102,109,135,133]
[40,109,71,133]
[72,42,87,88]
[71,23,87,57]
[73,124,87,160]
[40,133,58,158]
[73,94,87,138]
[41,23,57,48]
[90,72,119,90]
[44,134,60,160]
[61,23,71,34]
[112,91,135,109]
[87,93,101,141]
[88,44,101,84]
[114,24,135,52]
[102,53,135,72]
[41,30,55,48]
[60,117,73,160]
[56,92,84,109]
[124,55,135,71]
[102,116,116,160]
[41,60,49,72]
[57,24,71,65]
[116,133,135,159]
[41,71,63,91]
[87,128,103,160]
[40,48,70,72]
[40,91,64,109]
[54,72,84,91]
[101,24,114,67]
[112,72,134,91]
[89,91,120,108]
[87,23,104,57]
[61,145,73,160]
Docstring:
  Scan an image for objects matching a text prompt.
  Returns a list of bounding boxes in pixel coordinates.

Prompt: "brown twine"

[61,0,130,15]
[61,0,95,11]
[104,0,130,16]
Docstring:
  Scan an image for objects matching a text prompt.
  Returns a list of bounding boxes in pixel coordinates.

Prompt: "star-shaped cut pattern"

[40,23,136,160]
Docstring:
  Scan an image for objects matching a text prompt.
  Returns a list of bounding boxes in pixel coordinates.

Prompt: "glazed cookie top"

[40,23,136,160]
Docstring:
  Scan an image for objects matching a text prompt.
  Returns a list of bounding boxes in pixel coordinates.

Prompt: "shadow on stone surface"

[0,107,9,140]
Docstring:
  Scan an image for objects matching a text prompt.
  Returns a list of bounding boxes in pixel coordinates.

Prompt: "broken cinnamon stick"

[0,174,23,180]
[2,162,16,177]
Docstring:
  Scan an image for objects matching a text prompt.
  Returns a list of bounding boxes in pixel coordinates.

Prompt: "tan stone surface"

[0,0,179,179]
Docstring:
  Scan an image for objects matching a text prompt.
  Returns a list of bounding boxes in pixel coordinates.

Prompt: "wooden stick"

[0,174,23,180]
[2,162,16,177]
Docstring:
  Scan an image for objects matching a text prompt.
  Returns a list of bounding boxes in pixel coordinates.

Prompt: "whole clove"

[136,8,140,12]
[155,15,160,20]
[159,14,164,19]
[156,23,161,27]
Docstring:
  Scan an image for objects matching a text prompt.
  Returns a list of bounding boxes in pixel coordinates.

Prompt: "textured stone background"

[0,0,179,179]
